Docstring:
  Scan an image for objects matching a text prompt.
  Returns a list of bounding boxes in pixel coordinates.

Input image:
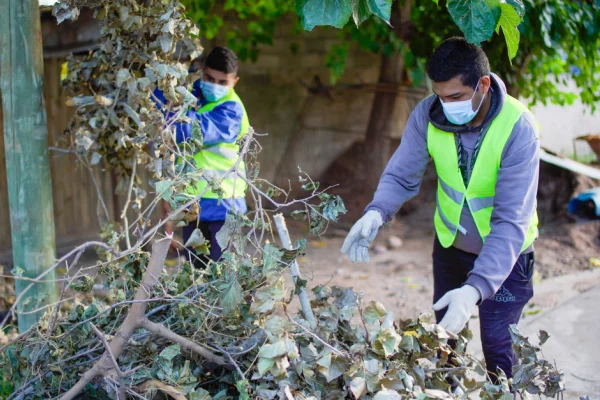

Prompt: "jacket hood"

[428,72,507,134]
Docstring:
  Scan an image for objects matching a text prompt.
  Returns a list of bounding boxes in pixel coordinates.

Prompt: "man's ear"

[233,76,240,87]
[481,75,491,93]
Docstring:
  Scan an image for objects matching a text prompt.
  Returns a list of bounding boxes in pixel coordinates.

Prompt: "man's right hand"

[340,210,383,263]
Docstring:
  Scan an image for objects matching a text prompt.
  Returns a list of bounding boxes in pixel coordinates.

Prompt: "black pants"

[182,220,225,267]
[432,237,534,381]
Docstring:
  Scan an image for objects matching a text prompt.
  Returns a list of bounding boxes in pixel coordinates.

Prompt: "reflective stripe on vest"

[190,89,249,200]
[427,95,539,252]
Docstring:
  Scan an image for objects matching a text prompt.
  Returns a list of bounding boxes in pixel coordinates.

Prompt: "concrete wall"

[213,17,427,184]
[528,80,600,162]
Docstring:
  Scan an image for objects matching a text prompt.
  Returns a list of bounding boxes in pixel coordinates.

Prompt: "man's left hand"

[432,285,481,335]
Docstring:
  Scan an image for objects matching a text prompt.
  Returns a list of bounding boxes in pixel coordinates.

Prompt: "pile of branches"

[0,1,566,399]
[0,231,565,399]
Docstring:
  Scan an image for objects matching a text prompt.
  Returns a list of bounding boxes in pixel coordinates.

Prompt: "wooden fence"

[0,58,118,261]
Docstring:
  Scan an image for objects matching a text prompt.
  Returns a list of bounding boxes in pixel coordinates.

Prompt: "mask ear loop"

[472,79,486,114]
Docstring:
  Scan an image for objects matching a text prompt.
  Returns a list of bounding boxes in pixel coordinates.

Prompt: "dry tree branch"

[89,322,126,400]
[214,344,246,380]
[58,236,231,400]
[1,240,119,326]
[274,213,316,329]
[285,312,347,358]
[140,319,227,365]
[121,150,138,249]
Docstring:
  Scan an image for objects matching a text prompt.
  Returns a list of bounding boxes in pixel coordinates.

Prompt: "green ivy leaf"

[235,380,250,400]
[219,275,243,313]
[155,179,175,201]
[316,353,349,382]
[538,330,550,346]
[262,244,283,275]
[399,334,421,353]
[189,388,213,400]
[69,276,94,293]
[447,0,502,44]
[367,0,392,22]
[256,357,275,377]
[496,3,521,62]
[373,388,402,399]
[321,195,347,221]
[159,344,181,361]
[349,376,367,399]
[296,0,353,31]
[215,214,236,250]
[250,278,285,314]
[290,209,308,221]
[352,0,370,26]
[257,341,287,359]
[506,0,525,18]
[363,300,388,325]
[294,277,308,296]
[372,328,401,357]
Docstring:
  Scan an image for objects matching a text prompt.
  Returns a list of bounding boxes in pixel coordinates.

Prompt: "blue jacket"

[154,81,248,222]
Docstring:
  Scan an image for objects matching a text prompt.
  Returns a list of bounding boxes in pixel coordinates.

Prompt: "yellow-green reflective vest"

[427,95,539,252]
[190,89,249,200]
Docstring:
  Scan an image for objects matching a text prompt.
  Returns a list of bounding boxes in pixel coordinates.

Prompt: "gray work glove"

[340,210,383,263]
[432,284,481,335]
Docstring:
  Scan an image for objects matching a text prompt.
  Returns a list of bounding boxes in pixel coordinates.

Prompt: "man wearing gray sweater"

[341,37,539,381]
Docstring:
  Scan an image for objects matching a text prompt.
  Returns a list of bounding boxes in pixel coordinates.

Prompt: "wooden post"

[0,0,58,331]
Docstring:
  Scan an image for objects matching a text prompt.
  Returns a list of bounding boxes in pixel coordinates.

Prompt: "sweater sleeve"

[466,112,540,299]
[364,97,432,221]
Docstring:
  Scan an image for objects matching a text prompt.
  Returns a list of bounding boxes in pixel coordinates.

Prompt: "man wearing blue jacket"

[341,37,539,382]
[155,47,249,266]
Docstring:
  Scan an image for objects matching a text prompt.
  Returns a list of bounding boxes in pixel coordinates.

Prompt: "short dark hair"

[427,37,490,88]
[204,47,239,75]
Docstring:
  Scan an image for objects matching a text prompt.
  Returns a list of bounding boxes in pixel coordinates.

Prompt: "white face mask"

[440,79,486,125]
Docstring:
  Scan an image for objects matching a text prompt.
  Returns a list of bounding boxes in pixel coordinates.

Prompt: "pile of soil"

[535,220,600,278]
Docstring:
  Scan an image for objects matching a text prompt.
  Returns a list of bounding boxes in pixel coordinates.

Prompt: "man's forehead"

[204,67,236,80]
[432,76,471,96]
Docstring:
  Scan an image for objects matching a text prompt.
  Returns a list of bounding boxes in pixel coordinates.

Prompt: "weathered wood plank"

[0,0,58,331]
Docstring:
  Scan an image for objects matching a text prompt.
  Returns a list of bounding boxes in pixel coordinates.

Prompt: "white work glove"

[432,285,481,335]
[340,210,383,263]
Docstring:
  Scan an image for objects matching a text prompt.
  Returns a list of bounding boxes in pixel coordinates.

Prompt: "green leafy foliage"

[0,257,566,398]
[186,0,597,110]
[296,0,354,30]
[296,0,393,30]
[447,0,502,44]
[509,324,565,397]
[69,276,94,293]
[411,0,600,108]
[496,3,521,62]
[182,0,296,62]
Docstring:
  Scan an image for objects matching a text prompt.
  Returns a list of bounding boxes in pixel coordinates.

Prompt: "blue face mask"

[440,79,486,125]
[199,80,231,102]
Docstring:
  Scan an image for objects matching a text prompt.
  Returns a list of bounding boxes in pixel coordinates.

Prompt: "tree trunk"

[0,0,59,331]
[364,0,413,195]
[364,54,405,193]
